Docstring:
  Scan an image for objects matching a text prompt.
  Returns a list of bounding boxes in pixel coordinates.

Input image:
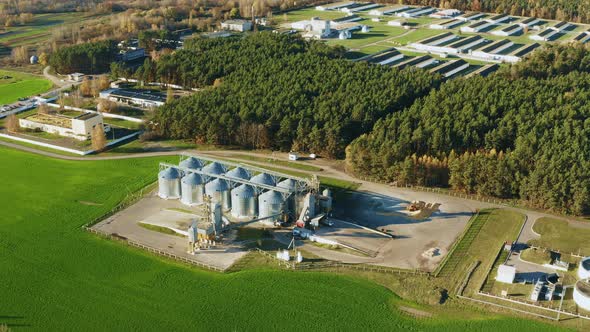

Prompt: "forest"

[48,40,117,74]
[346,44,590,215]
[147,33,440,158]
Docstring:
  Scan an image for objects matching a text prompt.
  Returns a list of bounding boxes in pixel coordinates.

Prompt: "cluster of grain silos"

[158,155,314,223]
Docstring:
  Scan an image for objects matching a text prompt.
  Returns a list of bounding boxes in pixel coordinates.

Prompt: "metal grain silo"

[230,184,257,218]
[226,167,250,180]
[180,157,204,170]
[277,179,297,192]
[180,173,205,205]
[251,173,276,194]
[202,161,226,176]
[158,167,181,199]
[258,190,284,221]
[205,178,231,210]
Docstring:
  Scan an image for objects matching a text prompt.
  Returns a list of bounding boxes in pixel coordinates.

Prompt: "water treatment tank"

[277,179,297,192]
[226,167,250,181]
[231,185,257,218]
[180,173,205,205]
[202,161,226,175]
[579,257,590,279]
[180,157,204,170]
[205,178,231,210]
[258,190,284,221]
[158,167,181,199]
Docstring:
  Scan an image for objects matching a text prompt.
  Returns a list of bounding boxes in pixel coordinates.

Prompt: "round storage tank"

[158,167,181,199]
[258,190,284,221]
[180,157,204,170]
[202,162,226,175]
[574,279,590,311]
[231,185,257,218]
[277,179,297,192]
[226,167,250,181]
[205,178,231,210]
[251,173,276,194]
[579,257,590,279]
[180,173,205,205]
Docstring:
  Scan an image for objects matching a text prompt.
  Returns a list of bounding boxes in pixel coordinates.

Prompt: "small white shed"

[496,264,516,284]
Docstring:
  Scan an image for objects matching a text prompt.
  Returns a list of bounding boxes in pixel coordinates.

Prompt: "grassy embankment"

[0,146,565,331]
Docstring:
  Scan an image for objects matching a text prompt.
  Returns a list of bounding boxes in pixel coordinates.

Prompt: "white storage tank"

[231,185,257,218]
[180,173,205,205]
[205,178,231,210]
[258,190,284,221]
[180,157,204,170]
[579,257,590,279]
[226,167,250,182]
[574,279,590,311]
[158,167,181,199]
[202,161,226,176]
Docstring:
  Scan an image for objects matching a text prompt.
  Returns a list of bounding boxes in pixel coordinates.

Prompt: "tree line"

[146,33,441,158]
[346,44,590,215]
[49,40,117,74]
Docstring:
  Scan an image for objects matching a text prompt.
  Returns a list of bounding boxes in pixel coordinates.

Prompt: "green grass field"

[528,217,590,256]
[0,146,568,330]
[0,69,52,104]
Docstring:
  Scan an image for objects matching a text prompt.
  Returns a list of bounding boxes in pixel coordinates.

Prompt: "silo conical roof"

[202,162,226,175]
[226,167,250,180]
[232,184,256,198]
[181,172,204,185]
[180,157,204,170]
[259,190,283,203]
[277,179,297,191]
[205,178,229,192]
[159,167,181,180]
[251,173,276,186]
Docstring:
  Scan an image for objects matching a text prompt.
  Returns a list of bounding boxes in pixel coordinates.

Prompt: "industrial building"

[369,6,408,16]
[530,21,571,41]
[461,20,494,33]
[464,63,499,78]
[157,153,331,226]
[470,39,518,62]
[430,59,469,78]
[410,34,487,55]
[414,32,459,46]
[340,2,380,14]
[429,19,463,30]
[316,1,356,11]
[573,31,590,43]
[518,17,541,29]
[99,88,166,108]
[397,6,436,18]
[117,47,146,62]
[19,112,107,141]
[485,13,511,24]
[429,9,462,19]
[457,12,485,21]
[362,48,404,65]
[393,55,437,69]
[491,24,523,36]
[220,19,253,32]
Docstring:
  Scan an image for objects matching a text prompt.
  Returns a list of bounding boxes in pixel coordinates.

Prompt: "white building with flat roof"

[221,19,253,32]
[496,264,516,283]
[19,112,106,141]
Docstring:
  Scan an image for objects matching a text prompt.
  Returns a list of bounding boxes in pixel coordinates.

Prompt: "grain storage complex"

[157,153,330,226]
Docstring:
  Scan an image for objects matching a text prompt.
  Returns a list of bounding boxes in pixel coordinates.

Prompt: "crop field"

[0,146,566,331]
[0,12,98,57]
[0,70,52,104]
[528,217,590,256]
